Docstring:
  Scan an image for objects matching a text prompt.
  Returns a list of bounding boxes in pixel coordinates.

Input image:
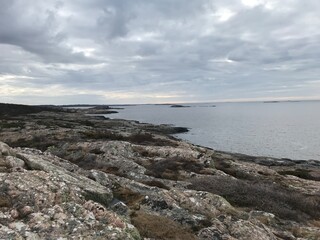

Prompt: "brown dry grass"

[189,175,320,222]
[145,156,205,180]
[131,211,197,240]
[278,169,320,181]
[113,186,144,207]
[0,196,11,208]
[83,130,177,146]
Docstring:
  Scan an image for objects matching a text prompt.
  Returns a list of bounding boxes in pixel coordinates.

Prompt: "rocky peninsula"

[0,103,319,239]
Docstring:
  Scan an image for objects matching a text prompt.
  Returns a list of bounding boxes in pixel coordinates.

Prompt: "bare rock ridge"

[0,103,319,239]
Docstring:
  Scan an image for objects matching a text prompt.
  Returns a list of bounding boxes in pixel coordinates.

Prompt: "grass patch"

[189,175,320,222]
[131,211,197,240]
[145,157,205,181]
[133,146,160,158]
[82,130,177,146]
[0,121,25,129]
[0,196,11,208]
[113,186,144,207]
[83,190,111,207]
[278,169,320,181]
[6,136,58,152]
[82,130,125,141]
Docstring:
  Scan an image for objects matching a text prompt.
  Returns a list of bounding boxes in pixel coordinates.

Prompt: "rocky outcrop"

[0,142,140,239]
[0,108,319,239]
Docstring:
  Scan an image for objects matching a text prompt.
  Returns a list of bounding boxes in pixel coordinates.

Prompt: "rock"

[10,209,19,219]
[5,156,25,169]
[249,211,275,225]
[0,142,140,239]
[18,206,33,217]
[16,150,113,205]
[0,142,15,157]
[170,105,190,108]
[110,201,129,216]
[229,220,277,240]
[0,224,24,240]
[198,227,224,240]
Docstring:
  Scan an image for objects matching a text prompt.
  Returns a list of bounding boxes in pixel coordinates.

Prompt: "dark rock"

[170,104,191,108]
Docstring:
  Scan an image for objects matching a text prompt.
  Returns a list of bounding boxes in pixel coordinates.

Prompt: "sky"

[0,0,320,105]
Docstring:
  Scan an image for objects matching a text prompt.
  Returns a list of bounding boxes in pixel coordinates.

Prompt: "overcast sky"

[1,0,320,104]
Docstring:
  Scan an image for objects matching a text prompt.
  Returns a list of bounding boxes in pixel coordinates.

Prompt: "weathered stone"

[16,150,113,205]
[229,220,277,240]
[5,156,25,169]
[0,142,15,157]
[198,227,224,240]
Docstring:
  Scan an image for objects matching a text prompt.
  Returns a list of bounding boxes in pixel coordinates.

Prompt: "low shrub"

[0,196,11,208]
[133,146,160,158]
[82,130,124,140]
[7,136,57,152]
[113,186,144,207]
[82,130,177,147]
[189,175,320,222]
[0,121,24,129]
[278,169,320,181]
[83,190,111,207]
[127,133,177,146]
[131,211,197,240]
[145,157,204,180]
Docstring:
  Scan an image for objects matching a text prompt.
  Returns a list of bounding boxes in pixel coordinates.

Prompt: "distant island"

[170,104,191,108]
[61,104,124,109]
[263,101,280,103]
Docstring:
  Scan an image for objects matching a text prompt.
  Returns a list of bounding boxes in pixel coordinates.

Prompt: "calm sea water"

[110,101,320,161]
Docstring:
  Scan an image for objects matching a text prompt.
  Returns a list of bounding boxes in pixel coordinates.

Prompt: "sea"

[108,101,320,161]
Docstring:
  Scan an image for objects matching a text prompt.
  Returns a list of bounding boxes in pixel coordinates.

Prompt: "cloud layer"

[1,0,320,104]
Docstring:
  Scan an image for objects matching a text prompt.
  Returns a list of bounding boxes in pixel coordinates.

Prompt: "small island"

[170,104,191,108]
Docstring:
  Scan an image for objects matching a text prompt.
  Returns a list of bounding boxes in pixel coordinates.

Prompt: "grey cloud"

[0,1,95,64]
[0,0,320,104]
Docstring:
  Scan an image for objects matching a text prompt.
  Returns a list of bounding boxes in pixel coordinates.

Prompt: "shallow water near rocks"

[110,101,320,161]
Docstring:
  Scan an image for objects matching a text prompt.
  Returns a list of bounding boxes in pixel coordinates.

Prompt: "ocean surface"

[109,101,320,161]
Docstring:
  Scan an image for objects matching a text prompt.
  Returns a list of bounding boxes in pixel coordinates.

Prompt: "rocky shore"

[0,104,319,239]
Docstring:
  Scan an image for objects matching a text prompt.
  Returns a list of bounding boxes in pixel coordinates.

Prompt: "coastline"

[109,101,320,161]
[0,104,319,239]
